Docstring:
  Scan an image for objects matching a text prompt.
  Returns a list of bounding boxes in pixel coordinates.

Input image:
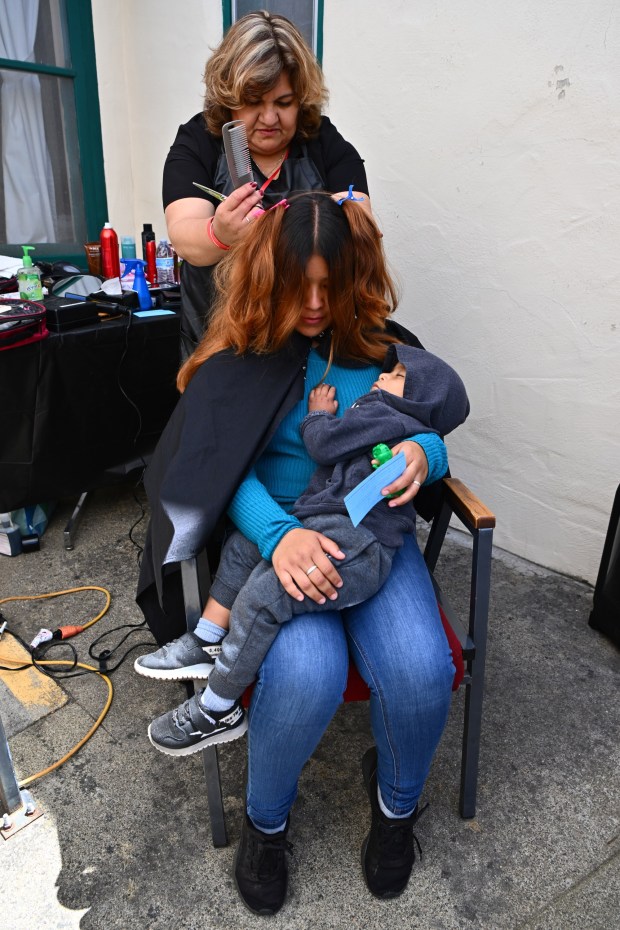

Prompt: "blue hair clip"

[337,184,365,205]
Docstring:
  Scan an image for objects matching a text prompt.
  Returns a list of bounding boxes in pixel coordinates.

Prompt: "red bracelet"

[207,217,230,251]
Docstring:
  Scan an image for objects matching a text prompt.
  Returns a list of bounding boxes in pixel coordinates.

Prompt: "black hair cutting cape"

[136,320,441,645]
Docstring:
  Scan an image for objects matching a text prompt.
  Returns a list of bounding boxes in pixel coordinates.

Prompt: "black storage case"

[44,297,100,331]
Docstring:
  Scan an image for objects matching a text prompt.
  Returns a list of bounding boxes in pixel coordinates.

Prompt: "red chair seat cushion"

[242,606,464,708]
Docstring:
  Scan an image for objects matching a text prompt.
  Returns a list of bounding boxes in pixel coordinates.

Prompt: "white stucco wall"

[322,0,620,585]
[92,0,620,585]
[91,0,222,245]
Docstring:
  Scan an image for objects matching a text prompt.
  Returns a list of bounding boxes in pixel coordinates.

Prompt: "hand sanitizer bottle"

[17,246,44,300]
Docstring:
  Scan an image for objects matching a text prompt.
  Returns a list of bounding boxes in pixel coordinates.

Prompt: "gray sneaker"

[148,692,247,756]
[134,631,222,681]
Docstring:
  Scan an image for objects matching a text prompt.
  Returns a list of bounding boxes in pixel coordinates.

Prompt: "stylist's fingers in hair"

[272,528,345,605]
[381,439,429,506]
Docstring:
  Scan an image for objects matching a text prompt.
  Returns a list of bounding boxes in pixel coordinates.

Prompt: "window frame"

[223,1,324,62]
[0,0,107,267]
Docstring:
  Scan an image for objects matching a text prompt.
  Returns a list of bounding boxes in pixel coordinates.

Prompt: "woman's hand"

[308,383,338,415]
[380,440,429,506]
[165,181,263,266]
[272,528,346,604]
[210,182,264,248]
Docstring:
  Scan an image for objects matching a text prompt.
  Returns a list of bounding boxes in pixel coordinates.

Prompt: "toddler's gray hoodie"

[293,345,469,548]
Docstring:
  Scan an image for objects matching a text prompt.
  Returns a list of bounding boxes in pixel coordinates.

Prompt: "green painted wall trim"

[0,57,76,77]
[220,2,322,60]
[65,0,108,242]
[1,0,107,265]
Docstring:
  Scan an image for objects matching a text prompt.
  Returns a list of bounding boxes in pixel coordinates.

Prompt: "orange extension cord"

[0,586,113,787]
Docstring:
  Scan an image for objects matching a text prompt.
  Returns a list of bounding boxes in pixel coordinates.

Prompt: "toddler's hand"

[308,383,338,414]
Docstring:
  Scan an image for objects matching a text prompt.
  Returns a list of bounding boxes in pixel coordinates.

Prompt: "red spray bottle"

[145,238,157,285]
[99,222,121,279]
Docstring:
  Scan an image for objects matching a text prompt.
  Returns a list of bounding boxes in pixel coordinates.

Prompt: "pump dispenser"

[120,259,152,310]
[17,246,44,300]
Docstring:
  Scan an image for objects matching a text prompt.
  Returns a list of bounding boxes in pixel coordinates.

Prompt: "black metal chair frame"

[181,475,496,847]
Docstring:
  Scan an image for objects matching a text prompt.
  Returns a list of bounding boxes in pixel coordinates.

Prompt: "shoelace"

[172,698,198,732]
[378,801,428,860]
[377,820,423,861]
[172,698,207,730]
[172,692,216,732]
[248,833,294,881]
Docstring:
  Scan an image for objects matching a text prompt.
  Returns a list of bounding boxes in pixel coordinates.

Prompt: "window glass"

[232,0,316,53]
[0,68,86,246]
[34,0,71,69]
[0,0,102,258]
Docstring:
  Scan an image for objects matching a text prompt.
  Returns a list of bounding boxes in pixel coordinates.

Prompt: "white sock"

[199,684,235,714]
[195,616,226,643]
[250,816,288,835]
[377,785,416,820]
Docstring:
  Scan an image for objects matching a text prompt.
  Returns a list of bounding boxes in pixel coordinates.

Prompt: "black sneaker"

[361,746,423,899]
[234,815,292,915]
[134,630,222,681]
[147,692,247,756]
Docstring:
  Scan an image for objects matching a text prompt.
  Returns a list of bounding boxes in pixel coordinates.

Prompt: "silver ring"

[306,564,318,576]
[244,215,251,224]
[412,479,422,487]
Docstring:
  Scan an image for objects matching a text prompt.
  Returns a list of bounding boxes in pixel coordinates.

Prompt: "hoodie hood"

[378,344,470,436]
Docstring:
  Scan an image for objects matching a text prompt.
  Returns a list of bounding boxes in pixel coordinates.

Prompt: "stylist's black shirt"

[162,115,369,355]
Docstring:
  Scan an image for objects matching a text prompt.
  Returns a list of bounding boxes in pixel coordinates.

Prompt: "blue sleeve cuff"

[408,433,448,484]
[258,517,304,561]
[227,469,304,561]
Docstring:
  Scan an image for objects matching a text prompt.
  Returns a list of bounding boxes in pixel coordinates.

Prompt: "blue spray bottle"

[120,259,152,310]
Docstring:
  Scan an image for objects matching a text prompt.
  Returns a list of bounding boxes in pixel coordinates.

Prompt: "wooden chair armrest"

[443,477,496,531]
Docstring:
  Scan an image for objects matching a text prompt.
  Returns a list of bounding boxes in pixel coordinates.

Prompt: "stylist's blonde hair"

[177,193,399,392]
[204,10,327,137]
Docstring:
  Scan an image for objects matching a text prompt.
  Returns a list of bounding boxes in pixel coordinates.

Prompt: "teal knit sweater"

[228,349,447,559]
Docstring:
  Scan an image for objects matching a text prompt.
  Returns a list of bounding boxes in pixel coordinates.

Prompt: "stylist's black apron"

[179,145,325,359]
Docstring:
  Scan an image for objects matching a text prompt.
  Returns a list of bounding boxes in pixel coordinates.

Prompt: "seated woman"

[137,192,462,916]
[136,343,469,756]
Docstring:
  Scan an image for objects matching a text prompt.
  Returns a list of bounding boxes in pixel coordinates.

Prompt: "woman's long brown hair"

[177,192,400,392]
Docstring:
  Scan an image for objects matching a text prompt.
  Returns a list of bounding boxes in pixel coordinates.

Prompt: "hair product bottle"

[100,222,121,279]
[145,239,157,284]
[155,239,175,284]
[121,236,137,259]
[141,223,155,260]
[120,259,152,310]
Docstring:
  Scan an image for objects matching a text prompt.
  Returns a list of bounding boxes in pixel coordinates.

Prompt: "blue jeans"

[246,533,455,829]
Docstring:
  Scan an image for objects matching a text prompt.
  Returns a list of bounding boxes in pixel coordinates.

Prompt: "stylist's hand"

[272,528,346,605]
[379,440,429,506]
[210,181,264,247]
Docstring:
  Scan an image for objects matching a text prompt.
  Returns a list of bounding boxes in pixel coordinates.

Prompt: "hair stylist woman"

[163,10,370,356]
[138,194,462,914]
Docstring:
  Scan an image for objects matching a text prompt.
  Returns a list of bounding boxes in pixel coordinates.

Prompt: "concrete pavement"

[1,481,618,930]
